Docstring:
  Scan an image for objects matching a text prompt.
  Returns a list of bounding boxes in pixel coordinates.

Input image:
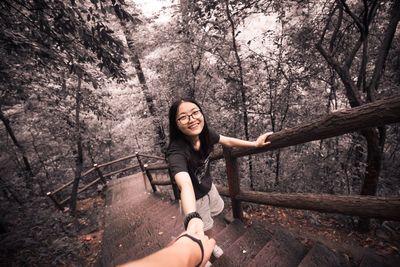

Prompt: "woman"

[167,98,272,260]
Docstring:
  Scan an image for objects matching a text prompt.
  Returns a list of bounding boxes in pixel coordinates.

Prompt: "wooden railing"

[143,96,400,221]
[48,96,400,221]
[46,152,167,210]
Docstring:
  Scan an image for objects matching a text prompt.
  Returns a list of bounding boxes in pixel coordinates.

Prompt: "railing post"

[46,192,65,211]
[223,147,243,220]
[93,164,106,184]
[136,152,148,190]
[144,164,157,192]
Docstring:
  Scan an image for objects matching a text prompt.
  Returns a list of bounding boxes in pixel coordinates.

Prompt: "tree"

[0,0,130,212]
[314,0,400,229]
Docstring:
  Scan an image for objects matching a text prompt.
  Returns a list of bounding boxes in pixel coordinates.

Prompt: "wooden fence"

[46,152,167,210]
[142,96,400,221]
[48,96,400,221]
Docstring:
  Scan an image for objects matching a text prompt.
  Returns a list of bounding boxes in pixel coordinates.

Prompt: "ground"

[1,193,398,266]
[80,196,399,266]
[243,205,400,257]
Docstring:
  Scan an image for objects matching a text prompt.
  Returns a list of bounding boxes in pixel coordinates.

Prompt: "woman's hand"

[186,217,204,235]
[254,132,273,148]
[174,232,216,267]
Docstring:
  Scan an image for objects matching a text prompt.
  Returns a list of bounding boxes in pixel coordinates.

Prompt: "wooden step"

[98,174,398,267]
[214,219,246,251]
[212,223,273,267]
[298,242,351,267]
[247,229,308,267]
[358,251,399,267]
[111,201,184,266]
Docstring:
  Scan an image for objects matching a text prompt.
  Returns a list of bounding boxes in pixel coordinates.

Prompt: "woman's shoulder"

[167,138,189,154]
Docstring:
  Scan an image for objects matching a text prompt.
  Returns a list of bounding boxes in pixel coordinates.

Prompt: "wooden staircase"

[96,174,397,267]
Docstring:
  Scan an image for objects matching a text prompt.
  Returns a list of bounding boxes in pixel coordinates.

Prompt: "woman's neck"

[186,135,200,151]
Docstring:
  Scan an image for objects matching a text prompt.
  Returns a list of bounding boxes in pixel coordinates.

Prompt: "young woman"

[167,98,272,259]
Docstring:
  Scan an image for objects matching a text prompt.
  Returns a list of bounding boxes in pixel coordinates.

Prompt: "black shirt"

[167,128,220,199]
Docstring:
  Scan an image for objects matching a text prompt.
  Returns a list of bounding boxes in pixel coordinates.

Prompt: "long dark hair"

[168,98,214,156]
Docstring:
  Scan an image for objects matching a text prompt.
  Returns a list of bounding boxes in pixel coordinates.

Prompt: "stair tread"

[247,228,308,267]
[212,223,272,267]
[298,241,351,267]
[358,251,399,267]
[111,201,183,265]
[214,219,246,251]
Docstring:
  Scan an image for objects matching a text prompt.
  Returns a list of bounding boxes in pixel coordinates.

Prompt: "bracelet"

[175,234,204,267]
[184,212,202,230]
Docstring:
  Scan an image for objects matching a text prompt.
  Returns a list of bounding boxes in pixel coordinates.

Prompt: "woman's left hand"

[254,132,273,148]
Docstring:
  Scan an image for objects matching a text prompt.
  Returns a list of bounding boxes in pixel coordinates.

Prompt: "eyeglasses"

[177,110,202,124]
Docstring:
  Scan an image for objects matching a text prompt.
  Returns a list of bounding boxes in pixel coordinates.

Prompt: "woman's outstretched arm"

[174,171,204,234]
[219,132,273,148]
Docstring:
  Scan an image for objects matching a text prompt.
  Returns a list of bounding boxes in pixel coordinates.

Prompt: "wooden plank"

[145,164,168,171]
[238,190,400,221]
[97,154,137,168]
[103,164,140,178]
[111,200,183,266]
[214,219,246,252]
[298,242,351,267]
[213,223,272,267]
[247,229,307,267]
[358,252,398,267]
[223,147,242,220]
[137,153,165,161]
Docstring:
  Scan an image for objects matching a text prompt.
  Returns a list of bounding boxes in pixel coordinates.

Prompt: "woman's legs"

[196,184,224,233]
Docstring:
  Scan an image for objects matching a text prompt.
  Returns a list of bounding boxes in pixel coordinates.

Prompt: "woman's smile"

[176,101,205,138]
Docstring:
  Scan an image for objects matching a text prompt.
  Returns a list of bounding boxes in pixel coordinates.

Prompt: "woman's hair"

[168,98,213,155]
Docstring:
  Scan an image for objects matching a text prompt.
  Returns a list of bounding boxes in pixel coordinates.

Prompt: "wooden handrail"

[51,180,74,195]
[144,164,168,171]
[103,164,141,178]
[97,154,137,168]
[137,153,165,161]
[59,177,102,205]
[220,96,400,220]
[216,186,400,221]
[47,152,157,209]
[237,190,400,221]
[225,96,400,159]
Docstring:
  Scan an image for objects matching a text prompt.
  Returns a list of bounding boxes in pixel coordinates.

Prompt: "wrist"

[184,211,202,230]
[253,140,258,148]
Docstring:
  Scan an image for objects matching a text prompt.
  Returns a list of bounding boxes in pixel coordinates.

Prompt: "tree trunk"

[122,24,167,154]
[0,108,34,181]
[70,78,83,215]
[275,149,281,186]
[225,0,254,189]
[316,0,400,230]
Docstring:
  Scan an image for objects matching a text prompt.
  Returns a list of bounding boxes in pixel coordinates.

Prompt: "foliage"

[1,0,400,264]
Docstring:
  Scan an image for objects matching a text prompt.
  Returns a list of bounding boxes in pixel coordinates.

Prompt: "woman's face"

[176,101,204,138]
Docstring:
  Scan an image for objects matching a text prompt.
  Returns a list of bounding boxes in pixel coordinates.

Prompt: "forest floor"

[1,193,399,266]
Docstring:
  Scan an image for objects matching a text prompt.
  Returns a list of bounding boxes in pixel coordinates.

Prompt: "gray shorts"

[180,183,224,231]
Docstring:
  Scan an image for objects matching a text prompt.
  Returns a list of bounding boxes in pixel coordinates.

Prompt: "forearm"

[120,242,199,267]
[219,132,272,149]
[180,184,197,215]
[219,135,256,148]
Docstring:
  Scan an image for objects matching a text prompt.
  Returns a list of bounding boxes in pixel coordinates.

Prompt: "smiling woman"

[166,98,273,263]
